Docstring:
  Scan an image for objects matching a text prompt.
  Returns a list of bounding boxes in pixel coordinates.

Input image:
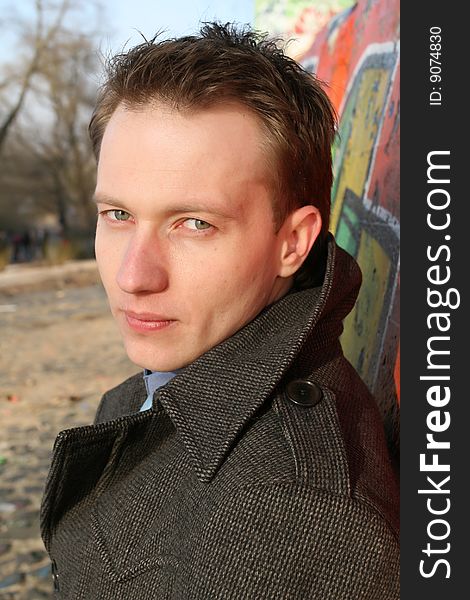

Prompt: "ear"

[277,205,322,278]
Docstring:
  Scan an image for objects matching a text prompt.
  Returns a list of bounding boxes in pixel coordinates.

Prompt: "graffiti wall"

[257,0,400,456]
[255,0,355,54]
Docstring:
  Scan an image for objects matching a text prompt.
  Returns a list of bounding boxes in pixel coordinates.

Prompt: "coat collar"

[156,234,361,482]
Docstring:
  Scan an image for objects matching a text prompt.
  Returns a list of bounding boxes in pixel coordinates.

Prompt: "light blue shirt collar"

[140,369,181,412]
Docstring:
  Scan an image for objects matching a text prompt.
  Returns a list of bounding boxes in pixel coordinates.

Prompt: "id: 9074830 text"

[429,26,442,107]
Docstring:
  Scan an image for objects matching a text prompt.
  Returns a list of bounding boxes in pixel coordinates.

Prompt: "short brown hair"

[89,23,337,287]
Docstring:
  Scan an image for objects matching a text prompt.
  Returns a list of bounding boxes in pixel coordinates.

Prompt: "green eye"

[113,210,130,221]
[194,219,210,230]
[185,218,212,231]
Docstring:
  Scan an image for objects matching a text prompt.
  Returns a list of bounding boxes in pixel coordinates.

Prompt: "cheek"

[94,223,109,260]
[95,231,121,288]
[219,242,275,297]
[234,241,277,284]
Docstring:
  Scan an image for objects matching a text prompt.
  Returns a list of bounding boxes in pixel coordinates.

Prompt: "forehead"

[98,102,272,198]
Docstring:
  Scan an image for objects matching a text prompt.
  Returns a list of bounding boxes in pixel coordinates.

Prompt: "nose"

[116,231,169,294]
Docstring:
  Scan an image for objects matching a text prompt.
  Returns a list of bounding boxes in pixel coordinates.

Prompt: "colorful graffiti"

[255,0,355,59]
[257,0,400,456]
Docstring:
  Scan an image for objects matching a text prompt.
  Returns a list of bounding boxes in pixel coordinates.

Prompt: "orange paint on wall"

[394,343,400,405]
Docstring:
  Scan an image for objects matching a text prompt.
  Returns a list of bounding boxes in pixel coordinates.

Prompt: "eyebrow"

[92,193,127,208]
[92,193,237,220]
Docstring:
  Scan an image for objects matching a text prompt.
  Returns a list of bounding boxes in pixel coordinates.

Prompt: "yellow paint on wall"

[341,231,391,380]
[331,68,390,234]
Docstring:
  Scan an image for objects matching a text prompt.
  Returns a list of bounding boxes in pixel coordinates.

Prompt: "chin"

[123,341,187,373]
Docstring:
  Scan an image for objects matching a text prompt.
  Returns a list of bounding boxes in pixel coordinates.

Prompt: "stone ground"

[0,262,138,599]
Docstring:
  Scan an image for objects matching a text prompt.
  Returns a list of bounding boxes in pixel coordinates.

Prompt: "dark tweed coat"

[41,234,399,599]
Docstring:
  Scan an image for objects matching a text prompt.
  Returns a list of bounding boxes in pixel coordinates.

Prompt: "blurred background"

[0,1,399,597]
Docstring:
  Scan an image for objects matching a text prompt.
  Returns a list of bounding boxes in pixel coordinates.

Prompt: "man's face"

[94,102,291,371]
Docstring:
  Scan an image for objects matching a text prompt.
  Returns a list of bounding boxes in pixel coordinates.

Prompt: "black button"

[51,559,60,592]
[285,380,323,407]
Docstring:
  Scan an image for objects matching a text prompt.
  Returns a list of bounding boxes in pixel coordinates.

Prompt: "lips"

[123,310,176,332]
[125,311,172,321]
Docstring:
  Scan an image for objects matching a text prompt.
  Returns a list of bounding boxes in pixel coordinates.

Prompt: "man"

[41,23,399,599]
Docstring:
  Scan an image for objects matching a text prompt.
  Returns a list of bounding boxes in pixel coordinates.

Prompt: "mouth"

[123,311,177,333]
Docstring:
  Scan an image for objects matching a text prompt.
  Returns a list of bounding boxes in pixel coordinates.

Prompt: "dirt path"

[0,264,138,598]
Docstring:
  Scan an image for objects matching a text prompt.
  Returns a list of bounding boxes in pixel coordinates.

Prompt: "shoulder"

[277,361,399,538]
[94,372,145,423]
[281,351,399,535]
[189,372,399,598]
[223,354,399,538]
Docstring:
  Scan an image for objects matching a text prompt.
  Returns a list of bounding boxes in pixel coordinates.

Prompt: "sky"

[107,0,254,50]
[0,0,255,61]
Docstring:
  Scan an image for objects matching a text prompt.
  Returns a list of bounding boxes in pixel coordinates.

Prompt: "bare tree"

[30,32,99,231]
[0,0,71,154]
[0,0,104,238]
